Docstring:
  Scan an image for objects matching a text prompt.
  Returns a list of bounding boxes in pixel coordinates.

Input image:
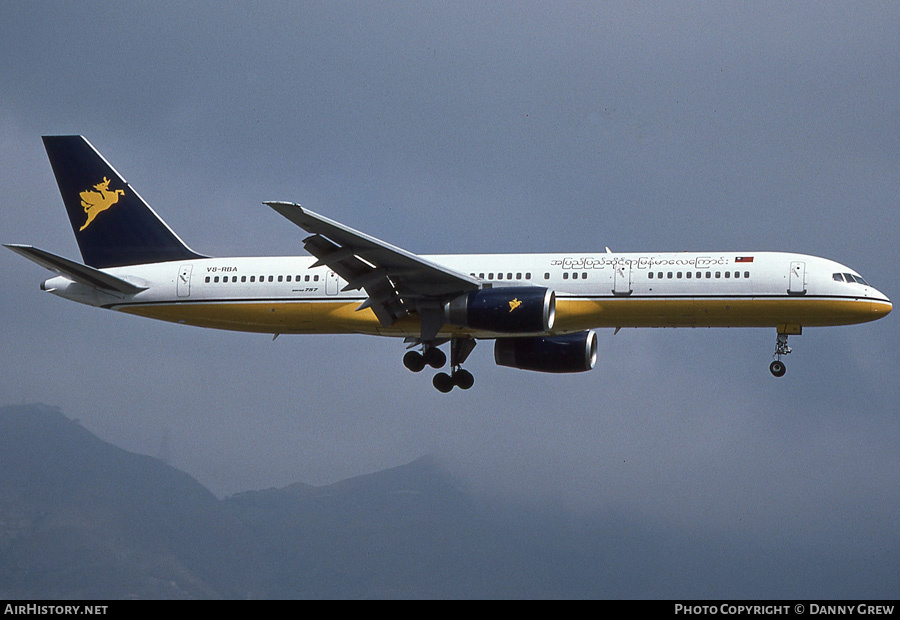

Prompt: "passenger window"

[696,272,701,279]
[489,273,494,280]
[305,275,310,282]
[278,275,283,282]
[507,272,512,280]
[516,272,522,280]
[205,276,210,283]
[286,275,292,282]
[715,272,721,278]
[314,275,319,282]
[563,272,569,279]
[706,272,711,278]
[686,272,692,279]
[544,272,550,280]
[582,272,587,279]
[241,276,247,282]
[744,272,750,278]
[233,276,238,282]
[526,272,532,280]
[214,276,219,283]
[649,272,654,279]
[572,272,578,279]
[657,272,663,279]
[667,272,673,279]
[497,273,503,280]
[268,276,274,282]
[725,272,730,278]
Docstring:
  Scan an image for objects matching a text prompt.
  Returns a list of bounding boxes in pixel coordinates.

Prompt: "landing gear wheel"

[403,351,426,372]
[433,372,454,393]
[423,347,447,369]
[769,360,786,377]
[419,338,478,391]
[454,369,475,390]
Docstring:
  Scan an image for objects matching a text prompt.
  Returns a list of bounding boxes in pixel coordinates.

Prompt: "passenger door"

[326,270,340,295]
[788,261,806,295]
[613,263,632,296]
[177,265,193,297]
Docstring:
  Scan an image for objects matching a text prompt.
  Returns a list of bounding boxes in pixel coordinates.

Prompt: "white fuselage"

[41,251,892,338]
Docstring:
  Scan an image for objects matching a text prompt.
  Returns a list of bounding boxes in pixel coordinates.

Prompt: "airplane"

[5,136,892,392]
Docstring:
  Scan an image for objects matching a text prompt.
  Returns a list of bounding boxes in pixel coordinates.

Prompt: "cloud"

[2,3,898,593]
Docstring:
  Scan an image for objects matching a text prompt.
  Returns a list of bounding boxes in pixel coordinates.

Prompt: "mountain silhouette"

[4,403,895,599]
[0,403,605,598]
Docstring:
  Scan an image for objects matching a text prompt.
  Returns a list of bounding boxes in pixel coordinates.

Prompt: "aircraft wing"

[4,244,147,294]
[265,202,480,328]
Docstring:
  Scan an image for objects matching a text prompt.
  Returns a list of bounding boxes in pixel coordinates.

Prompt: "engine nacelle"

[446,287,555,334]
[494,330,598,373]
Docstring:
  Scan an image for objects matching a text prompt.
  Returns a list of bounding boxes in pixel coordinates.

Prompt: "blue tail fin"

[42,136,205,268]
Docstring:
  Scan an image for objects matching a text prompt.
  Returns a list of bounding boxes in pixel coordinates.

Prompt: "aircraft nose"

[871,297,892,320]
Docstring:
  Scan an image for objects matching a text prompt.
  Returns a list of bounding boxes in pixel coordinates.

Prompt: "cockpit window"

[835,272,870,286]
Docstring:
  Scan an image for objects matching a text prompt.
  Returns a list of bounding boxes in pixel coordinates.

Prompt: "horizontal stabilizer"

[4,244,147,294]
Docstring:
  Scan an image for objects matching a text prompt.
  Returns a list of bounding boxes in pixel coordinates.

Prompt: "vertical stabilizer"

[42,136,205,268]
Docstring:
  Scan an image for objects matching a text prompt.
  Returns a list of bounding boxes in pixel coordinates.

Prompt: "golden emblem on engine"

[508,298,522,312]
[79,177,125,231]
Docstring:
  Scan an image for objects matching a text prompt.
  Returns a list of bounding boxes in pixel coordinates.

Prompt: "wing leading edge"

[265,202,480,334]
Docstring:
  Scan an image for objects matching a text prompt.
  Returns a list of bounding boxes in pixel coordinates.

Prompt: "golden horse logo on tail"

[79,177,124,231]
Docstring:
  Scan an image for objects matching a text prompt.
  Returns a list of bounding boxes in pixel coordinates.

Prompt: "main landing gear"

[403,338,476,392]
[403,346,445,372]
[769,333,791,377]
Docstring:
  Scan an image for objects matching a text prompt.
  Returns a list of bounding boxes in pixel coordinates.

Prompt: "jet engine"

[494,330,598,373]
[446,287,555,334]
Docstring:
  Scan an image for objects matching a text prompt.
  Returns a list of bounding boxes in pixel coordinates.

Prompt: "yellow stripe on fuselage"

[117,295,886,337]
[120,300,389,334]
[553,297,888,330]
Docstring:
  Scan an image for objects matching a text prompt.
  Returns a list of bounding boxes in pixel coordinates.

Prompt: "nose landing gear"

[769,333,792,377]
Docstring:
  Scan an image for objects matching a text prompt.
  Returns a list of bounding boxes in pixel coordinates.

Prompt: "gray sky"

[2,2,899,595]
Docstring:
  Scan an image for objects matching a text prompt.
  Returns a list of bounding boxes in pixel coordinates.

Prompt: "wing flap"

[265,202,480,327]
[302,232,408,325]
